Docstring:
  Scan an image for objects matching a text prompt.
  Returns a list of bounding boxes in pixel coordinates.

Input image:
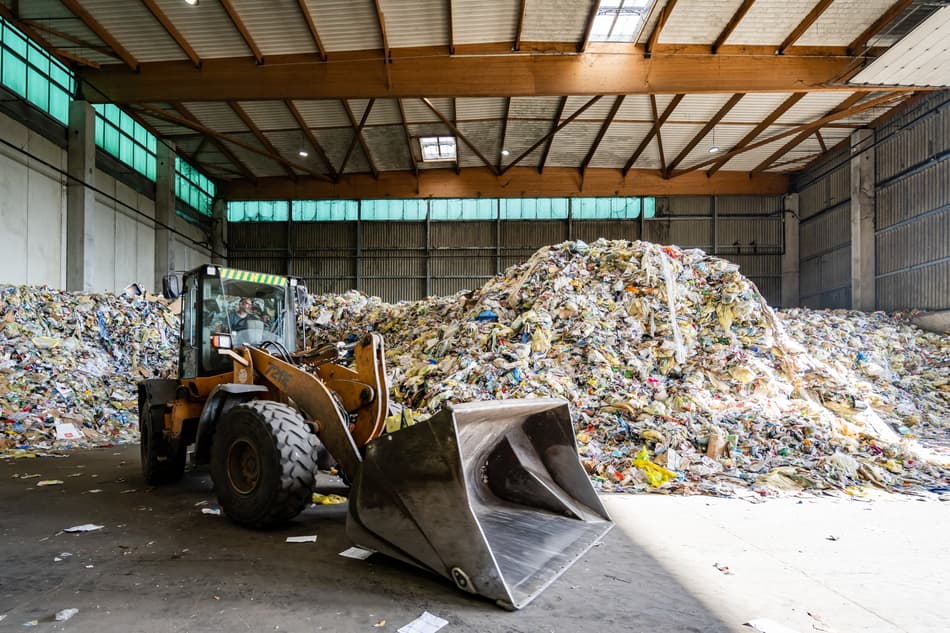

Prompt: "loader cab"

[167,265,304,379]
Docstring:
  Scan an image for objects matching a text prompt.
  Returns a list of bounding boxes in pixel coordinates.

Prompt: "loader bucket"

[345,398,612,610]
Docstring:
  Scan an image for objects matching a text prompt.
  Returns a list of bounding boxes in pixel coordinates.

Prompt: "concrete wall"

[0,111,211,293]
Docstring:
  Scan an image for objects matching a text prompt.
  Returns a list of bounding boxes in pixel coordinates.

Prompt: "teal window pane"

[103,124,120,155]
[27,45,48,75]
[95,118,104,146]
[50,64,69,91]
[118,134,133,164]
[3,52,26,96]
[5,27,26,56]
[50,88,69,124]
[27,68,48,112]
[643,197,656,219]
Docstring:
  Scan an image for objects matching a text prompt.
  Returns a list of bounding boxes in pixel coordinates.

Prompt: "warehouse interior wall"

[0,110,211,293]
[795,90,950,312]
[228,195,784,306]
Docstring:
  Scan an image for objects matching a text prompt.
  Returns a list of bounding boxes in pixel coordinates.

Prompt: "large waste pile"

[0,285,178,455]
[1,240,947,498]
[303,240,950,496]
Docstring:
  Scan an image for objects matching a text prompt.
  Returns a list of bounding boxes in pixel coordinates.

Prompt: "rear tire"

[140,404,186,485]
[211,401,319,528]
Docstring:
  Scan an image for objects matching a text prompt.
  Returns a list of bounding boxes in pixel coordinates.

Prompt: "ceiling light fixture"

[184,0,199,6]
[298,149,309,157]
[708,146,721,154]
[501,149,510,156]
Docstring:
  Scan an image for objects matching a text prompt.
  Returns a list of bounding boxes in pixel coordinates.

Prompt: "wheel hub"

[227,438,261,495]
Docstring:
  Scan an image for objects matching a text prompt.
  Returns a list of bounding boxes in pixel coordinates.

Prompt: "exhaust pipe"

[346,399,613,609]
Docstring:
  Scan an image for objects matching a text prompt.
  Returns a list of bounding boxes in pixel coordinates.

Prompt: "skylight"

[419,136,457,162]
[590,0,655,42]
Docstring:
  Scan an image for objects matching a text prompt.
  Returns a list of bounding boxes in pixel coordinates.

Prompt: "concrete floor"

[0,447,946,633]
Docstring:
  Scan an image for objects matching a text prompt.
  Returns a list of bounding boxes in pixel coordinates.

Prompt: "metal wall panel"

[799,203,850,260]
[363,222,425,248]
[876,207,950,275]
[431,254,496,277]
[877,156,950,229]
[291,222,355,250]
[431,278,488,296]
[499,221,567,248]
[571,220,640,243]
[363,278,425,303]
[719,254,781,277]
[229,222,287,249]
[363,254,426,278]
[431,221,495,247]
[877,260,950,311]
[716,196,784,215]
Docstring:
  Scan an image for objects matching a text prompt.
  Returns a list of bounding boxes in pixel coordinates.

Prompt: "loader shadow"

[0,449,737,633]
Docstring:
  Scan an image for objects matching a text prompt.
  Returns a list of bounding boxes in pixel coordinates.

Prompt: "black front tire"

[141,404,186,485]
[211,401,319,529]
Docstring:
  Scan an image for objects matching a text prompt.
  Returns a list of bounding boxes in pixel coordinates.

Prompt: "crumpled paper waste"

[0,285,178,457]
[301,239,949,496]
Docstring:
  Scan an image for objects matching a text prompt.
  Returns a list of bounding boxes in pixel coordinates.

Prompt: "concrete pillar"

[66,101,96,292]
[211,198,228,265]
[850,129,876,311]
[782,193,800,308]
[154,141,176,292]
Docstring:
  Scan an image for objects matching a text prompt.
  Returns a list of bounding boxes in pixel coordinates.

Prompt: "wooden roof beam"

[581,95,624,175]
[514,0,528,51]
[142,0,201,67]
[421,98,498,176]
[623,93,684,175]
[286,100,337,180]
[815,129,827,152]
[498,97,511,171]
[340,99,378,180]
[848,0,914,55]
[169,103,256,181]
[652,95,668,173]
[60,0,138,70]
[579,0,599,53]
[229,100,297,179]
[396,99,419,177]
[501,96,602,175]
[778,0,834,55]
[665,94,745,177]
[81,53,914,102]
[373,0,391,62]
[295,0,327,62]
[220,0,263,64]
[538,97,568,174]
[645,0,678,57]
[18,18,121,62]
[448,0,456,55]
[0,11,102,69]
[706,92,806,176]
[672,93,903,176]
[452,97,460,174]
[712,0,755,54]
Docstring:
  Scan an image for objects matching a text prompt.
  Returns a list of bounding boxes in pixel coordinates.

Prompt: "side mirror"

[295,284,312,309]
[162,274,182,299]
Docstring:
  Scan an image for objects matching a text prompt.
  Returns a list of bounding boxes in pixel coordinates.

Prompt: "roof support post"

[850,128,876,311]
[66,101,96,292]
[154,135,178,294]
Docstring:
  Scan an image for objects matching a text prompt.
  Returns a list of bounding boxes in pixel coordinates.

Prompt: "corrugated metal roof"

[307,0,383,52]
[851,6,950,87]
[637,0,671,45]
[562,95,616,120]
[362,125,412,170]
[457,120,503,167]
[660,0,744,44]
[264,129,321,170]
[182,102,249,134]
[227,0,318,57]
[616,94,654,121]
[588,121,654,168]
[292,100,351,128]
[719,136,789,170]
[520,0,593,42]
[151,0,256,60]
[501,119,551,167]
[510,96,562,119]
[778,93,850,125]
[797,0,895,47]
[228,132,290,177]
[453,0,520,45]
[77,0,187,62]
[137,103,193,136]
[342,99,400,126]
[726,0,817,46]
[401,98,454,123]
[670,94,733,123]
[545,121,601,167]
[17,0,117,65]
[659,123,704,164]
[378,0,450,48]
[237,101,297,131]
[675,123,755,170]
[723,93,794,123]
[457,97,508,120]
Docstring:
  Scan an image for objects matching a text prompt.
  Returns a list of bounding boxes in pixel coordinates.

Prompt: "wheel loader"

[140,264,612,609]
